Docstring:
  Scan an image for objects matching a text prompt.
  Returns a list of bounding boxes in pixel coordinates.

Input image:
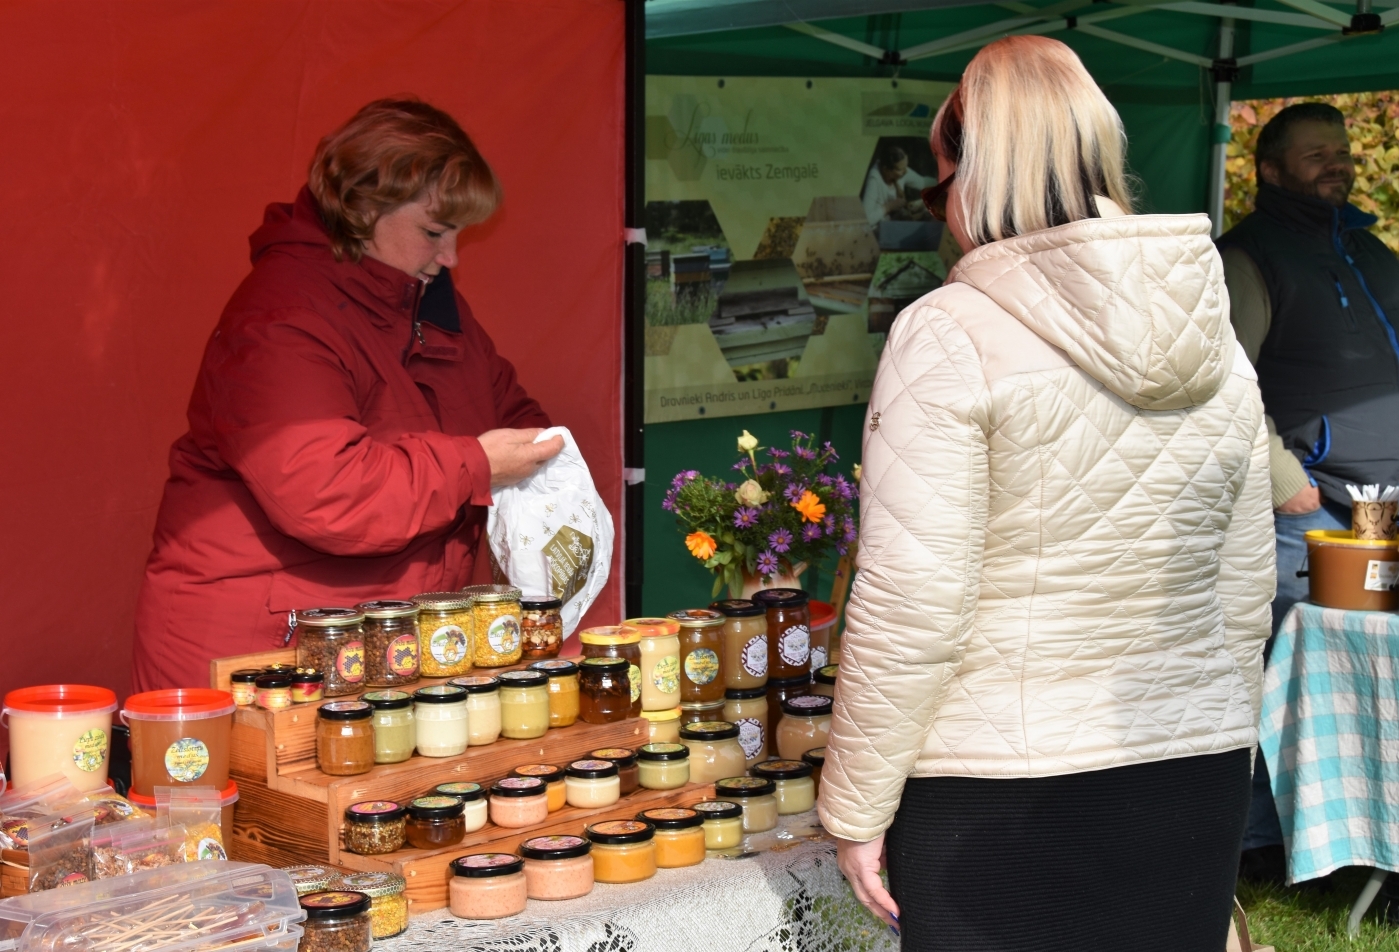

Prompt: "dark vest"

[1217,183,1399,506]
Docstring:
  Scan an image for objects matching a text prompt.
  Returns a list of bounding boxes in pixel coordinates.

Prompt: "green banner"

[644,76,956,423]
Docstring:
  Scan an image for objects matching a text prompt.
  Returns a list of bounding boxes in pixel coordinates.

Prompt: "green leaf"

[711,574,724,598]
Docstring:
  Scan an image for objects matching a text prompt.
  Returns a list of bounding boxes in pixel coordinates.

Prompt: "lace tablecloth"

[381,813,896,952]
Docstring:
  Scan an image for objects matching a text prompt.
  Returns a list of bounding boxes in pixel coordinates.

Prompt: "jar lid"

[490,777,546,798]
[679,700,726,712]
[715,776,776,797]
[768,674,813,689]
[413,684,468,704]
[300,890,371,920]
[408,795,465,820]
[782,695,833,717]
[692,800,743,821]
[3,684,118,717]
[448,675,500,694]
[433,782,485,803]
[586,819,655,845]
[512,764,564,784]
[638,742,689,762]
[452,853,524,878]
[521,595,563,610]
[664,608,724,629]
[813,664,839,686]
[283,865,339,894]
[338,871,406,898]
[345,800,406,823]
[567,759,619,779]
[752,759,814,780]
[122,688,236,720]
[579,625,640,646]
[294,607,365,627]
[752,588,809,608]
[802,747,826,767]
[254,674,291,689]
[580,657,627,672]
[356,600,420,619]
[291,671,324,684]
[528,659,579,677]
[520,834,591,861]
[639,706,682,722]
[497,669,548,688]
[589,747,637,768]
[412,591,473,611]
[679,720,740,741]
[263,664,298,675]
[318,700,372,721]
[622,616,682,638]
[461,584,522,603]
[637,807,702,830]
[710,598,764,618]
[725,686,767,701]
[230,669,263,684]
[360,689,412,709]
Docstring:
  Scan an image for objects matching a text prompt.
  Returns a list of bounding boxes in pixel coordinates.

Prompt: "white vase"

[739,562,807,599]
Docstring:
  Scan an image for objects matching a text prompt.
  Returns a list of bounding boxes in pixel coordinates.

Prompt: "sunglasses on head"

[921,175,955,222]
[922,87,964,224]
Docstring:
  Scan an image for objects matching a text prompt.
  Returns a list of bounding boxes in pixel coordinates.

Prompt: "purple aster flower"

[802,523,822,542]
[794,446,816,461]
[823,514,835,532]
[783,483,807,503]
[836,543,848,556]
[732,459,750,471]
[833,474,852,499]
[824,441,839,461]
[773,463,791,476]
[768,527,793,553]
[767,448,789,458]
[844,522,858,543]
[816,474,833,486]
[790,430,808,441]
[662,489,677,513]
[733,506,759,529]
[671,469,700,489]
[756,550,780,576]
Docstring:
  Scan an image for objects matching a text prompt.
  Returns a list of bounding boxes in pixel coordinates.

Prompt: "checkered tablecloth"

[1259,602,1399,884]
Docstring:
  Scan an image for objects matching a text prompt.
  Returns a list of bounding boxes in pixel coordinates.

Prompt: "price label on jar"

[336,640,366,683]
[72,729,109,773]
[736,718,764,760]
[164,737,210,783]
[741,635,768,679]
[778,625,810,667]
[1365,560,1399,591]
[430,625,468,664]
[811,645,828,670]
[388,634,419,676]
[628,664,642,704]
[684,648,719,686]
[652,655,680,694]
[488,615,521,654]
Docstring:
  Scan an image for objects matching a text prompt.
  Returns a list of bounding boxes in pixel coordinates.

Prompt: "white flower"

[734,479,770,507]
[737,430,759,454]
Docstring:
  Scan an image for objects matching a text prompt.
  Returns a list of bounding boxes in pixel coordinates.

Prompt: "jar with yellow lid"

[712,599,768,689]
[528,659,579,728]
[638,807,706,868]
[412,592,473,678]
[461,584,523,667]
[294,608,367,697]
[692,800,744,850]
[586,820,657,884]
[639,706,682,744]
[625,617,682,712]
[338,871,408,939]
[751,759,816,814]
[668,608,725,705]
[580,626,642,717]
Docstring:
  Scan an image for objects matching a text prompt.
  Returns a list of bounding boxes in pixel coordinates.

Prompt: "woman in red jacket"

[132,99,561,692]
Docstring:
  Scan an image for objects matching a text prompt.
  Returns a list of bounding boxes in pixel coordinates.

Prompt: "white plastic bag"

[487,427,613,636]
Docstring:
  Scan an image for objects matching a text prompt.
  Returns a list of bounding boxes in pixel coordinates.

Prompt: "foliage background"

[1225,92,1399,251]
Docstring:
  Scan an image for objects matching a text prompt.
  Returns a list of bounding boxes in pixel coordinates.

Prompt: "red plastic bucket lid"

[123,689,236,720]
[128,780,238,808]
[4,684,117,716]
[810,600,836,630]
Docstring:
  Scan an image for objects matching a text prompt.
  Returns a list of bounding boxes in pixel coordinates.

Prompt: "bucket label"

[684,648,719,686]
[387,634,419,676]
[736,717,765,760]
[487,614,521,655]
[1365,559,1399,592]
[72,728,108,773]
[778,624,810,667]
[164,737,210,783]
[651,655,680,695]
[430,624,468,664]
[741,635,768,679]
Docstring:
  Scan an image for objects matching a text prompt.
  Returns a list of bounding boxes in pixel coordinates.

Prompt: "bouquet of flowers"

[663,429,858,597]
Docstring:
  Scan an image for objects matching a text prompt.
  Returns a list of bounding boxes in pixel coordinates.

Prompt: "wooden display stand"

[216,649,715,911]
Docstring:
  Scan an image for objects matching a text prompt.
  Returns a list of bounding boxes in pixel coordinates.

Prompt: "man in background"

[1218,102,1399,881]
[861,144,936,225]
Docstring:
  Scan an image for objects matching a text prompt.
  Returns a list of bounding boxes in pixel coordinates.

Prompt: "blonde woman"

[818,36,1274,951]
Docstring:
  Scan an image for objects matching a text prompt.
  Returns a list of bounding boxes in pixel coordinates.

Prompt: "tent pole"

[624,0,646,617]
[1207,12,1236,239]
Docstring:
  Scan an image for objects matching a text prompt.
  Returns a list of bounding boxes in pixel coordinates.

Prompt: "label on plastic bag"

[1365,559,1399,591]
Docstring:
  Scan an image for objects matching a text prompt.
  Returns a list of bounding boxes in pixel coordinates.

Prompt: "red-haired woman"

[132,99,560,691]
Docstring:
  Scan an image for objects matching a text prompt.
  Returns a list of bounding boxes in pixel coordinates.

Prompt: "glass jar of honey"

[753,589,810,680]
[723,686,769,767]
[678,720,746,785]
[412,593,473,678]
[637,807,706,868]
[639,706,682,744]
[497,669,549,739]
[578,657,631,724]
[295,608,367,697]
[751,759,816,814]
[765,675,812,756]
[802,747,826,798]
[585,820,657,884]
[712,599,768,689]
[315,701,374,776]
[812,663,839,698]
[461,584,523,668]
[520,595,564,660]
[624,617,682,712]
[355,600,421,688]
[405,796,466,850]
[777,694,833,761]
[528,659,579,728]
[667,609,725,704]
[580,626,642,717]
[680,699,725,727]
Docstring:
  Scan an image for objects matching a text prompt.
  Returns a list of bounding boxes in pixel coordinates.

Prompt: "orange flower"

[793,490,826,524]
[685,531,718,561]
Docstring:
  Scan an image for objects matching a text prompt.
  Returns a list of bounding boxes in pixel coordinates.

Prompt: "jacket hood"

[949,203,1233,410]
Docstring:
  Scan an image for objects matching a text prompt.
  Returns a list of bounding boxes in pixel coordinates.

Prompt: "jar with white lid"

[723,686,768,767]
[413,684,470,757]
[777,694,833,761]
[448,675,501,745]
[564,759,621,808]
[520,834,594,900]
[497,669,549,739]
[625,617,682,711]
[678,720,746,785]
[637,743,690,790]
[714,776,779,833]
[432,781,488,832]
[692,800,744,850]
[751,759,816,814]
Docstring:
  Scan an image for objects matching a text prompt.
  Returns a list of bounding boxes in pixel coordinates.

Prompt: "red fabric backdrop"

[0,0,624,752]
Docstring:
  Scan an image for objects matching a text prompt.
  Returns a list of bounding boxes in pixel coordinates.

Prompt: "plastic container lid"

[726,686,768,700]
[810,600,837,629]
[413,684,468,704]
[813,664,839,686]
[360,690,412,710]
[317,700,372,721]
[623,616,682,638]
[679,721,740,741]
[520,834,591,861]
[490,777,546,798]
[498,669,548,688]
[802,747,826,767]
[639,706,682,722]
[692,800,743,821]
[753,588,809,608]
[512,764,565,784]
[300,890,371,919]
[521,595,563,610]
[3,684,117,717]
[127,779,239,812]
[782,695,833,717]
[589,747,637,768]
[448,675,500,694]
[715,776,776,798]
[356,600,419,618]
[407,796,464,820]
[344,800,406,824]
[263,664,298,675]
[338,871,406,898]
[412,592,473,611]
[452,853,524,878]
[528,659,579,677]
[638,742,689,762]
[1306,529,1399,549]
[664,609,724,629]
[291,671,323,684]
[433,782,485,803]
[461,584,522,603]
[294,608,364,627]
[752,759,814,780]
[637,807,702,829]
[230,669,262,684]
[123,688,236,721]
[585,819,655,845]
[710,599,764,617]
[579,625,640,646]
[566,759,619,780]
[284,864,340,895]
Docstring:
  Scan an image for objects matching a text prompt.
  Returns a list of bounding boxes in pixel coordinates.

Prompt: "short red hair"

[308,98,501,261]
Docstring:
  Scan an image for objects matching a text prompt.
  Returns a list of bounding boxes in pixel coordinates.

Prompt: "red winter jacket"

[132,188,548,692]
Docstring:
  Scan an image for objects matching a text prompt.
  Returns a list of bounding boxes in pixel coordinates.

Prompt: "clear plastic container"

[412,592,474,678]
[293,608,367,697]
[355,600,421,688]
[121,688,236,798]
[2,685,118,791]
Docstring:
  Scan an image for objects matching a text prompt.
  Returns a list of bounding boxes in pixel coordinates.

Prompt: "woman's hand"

[836,834,900,931]
[478,428,564,488]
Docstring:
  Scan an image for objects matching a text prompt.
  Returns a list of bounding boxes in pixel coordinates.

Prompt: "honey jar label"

[684,648,719,686]
[1365,559,1399,591]
[736,718,765,760]
[629,664,642,703]
[487,615,521,654]
[651,655,680,694]
[741,636,768,679]
[71,728,109,773]
[778,625,811,667]
[429,624,468,664]
[387,634,419,676]
[164,737,210,782]
[336,640,366,683]
[811,645,829,669]
[196,837,227,861]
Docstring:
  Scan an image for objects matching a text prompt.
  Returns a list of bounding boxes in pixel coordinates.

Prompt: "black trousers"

[885,748,1251,952]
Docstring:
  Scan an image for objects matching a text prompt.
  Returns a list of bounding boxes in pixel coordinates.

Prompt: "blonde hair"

[932,35,1133,247]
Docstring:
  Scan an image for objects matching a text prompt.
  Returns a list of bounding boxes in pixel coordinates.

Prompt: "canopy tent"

[644,0,1399,219]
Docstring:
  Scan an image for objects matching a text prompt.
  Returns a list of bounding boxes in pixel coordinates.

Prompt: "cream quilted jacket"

[817,205,1276,842]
